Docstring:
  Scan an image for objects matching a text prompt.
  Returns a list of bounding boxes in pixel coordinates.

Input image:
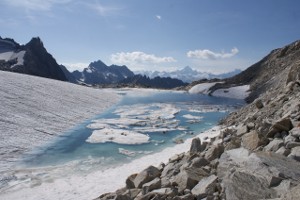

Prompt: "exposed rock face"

[0,37,67,81]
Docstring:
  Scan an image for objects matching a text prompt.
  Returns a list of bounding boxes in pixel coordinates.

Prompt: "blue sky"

[1,0,300,73]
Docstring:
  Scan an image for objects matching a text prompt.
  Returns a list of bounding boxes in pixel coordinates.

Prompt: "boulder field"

[95,41,300,200]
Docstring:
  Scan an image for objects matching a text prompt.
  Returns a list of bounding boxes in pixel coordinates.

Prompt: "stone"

[288,146,300,161]
[191,175,218,199]
[255,99,264,109]
[204,144,224,161]
[290,127,300,137]
[190,157,209,168]
[189,137,202,154]
[134,166,161,188]
[169,154,184,163]
[275,146,290,156]
[222,169,276,200]
[282,184,300,200]
[142,177,161,195]
[286,141,300,149]
[126,173,137,189]
[247,122,255,130]
[263,138,284,152]
[236,125,248,137]
[218,148,300,195]
[172,194,195,200]
[267,118,293,138]
[173,166,209,192]
[284,134,297,145]
[242,131,268,151]
[224,136,241,151]
[122,189,141,199]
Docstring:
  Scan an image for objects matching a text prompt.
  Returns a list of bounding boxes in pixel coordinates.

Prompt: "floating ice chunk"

[86,128,150,144]
[118,148,136,157]
[182,114,203,120]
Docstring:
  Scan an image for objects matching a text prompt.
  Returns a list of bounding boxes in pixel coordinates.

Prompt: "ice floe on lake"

[86,128,150,144]
[86,103,185,144]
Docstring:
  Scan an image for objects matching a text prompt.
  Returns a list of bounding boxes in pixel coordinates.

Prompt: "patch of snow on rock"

[212,85,250,100]
[188,82,223,94]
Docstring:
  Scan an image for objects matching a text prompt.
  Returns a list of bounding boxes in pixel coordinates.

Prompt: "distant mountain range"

[0,36,241,89]
[119,74,188,89]
[136,66,242,83]
[72,60,134,85]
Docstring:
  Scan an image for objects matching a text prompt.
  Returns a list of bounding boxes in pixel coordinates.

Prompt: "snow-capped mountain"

[72,60,134,85]
[136,66,242,83]
[0,37,67,81]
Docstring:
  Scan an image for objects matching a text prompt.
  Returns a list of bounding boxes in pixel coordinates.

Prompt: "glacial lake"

[22,89,244,171]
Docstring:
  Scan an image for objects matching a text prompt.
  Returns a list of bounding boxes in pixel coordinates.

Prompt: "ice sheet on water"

[86,128,150,144]
[86,103,184,144]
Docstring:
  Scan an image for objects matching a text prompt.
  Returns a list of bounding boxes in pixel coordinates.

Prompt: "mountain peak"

[88,60,107,70]
[181,66,195,73]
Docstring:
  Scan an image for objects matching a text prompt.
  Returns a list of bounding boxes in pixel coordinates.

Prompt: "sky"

[1,0,300,73]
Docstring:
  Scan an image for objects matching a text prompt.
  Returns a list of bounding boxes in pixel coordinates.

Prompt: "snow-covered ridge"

[0,71,121,171]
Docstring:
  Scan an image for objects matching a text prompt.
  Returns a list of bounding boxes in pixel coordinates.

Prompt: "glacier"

[0,71,120,172]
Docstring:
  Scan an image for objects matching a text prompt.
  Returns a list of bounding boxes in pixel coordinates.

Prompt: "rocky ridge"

[96,40,300,200]
[0,37,67,81]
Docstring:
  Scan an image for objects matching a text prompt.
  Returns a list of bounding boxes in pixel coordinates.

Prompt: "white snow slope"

[0,71,120,171]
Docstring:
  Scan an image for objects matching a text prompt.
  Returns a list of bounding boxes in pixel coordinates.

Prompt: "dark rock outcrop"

[119,74,188,89]
[0,37,67,81]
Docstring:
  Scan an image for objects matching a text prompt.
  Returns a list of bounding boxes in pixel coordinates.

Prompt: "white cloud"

[156,15,162,20]
[111,51,177,65]
[187,47,239,60]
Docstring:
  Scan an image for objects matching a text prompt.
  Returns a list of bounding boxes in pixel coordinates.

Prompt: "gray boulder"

[204,144,224,161]
[190,157,209,168]
[275,146,290,156]
[236,125,248,137]
[189,137,203,154]
[126,173,137,189]
[288,146,300,161]
[255,99,264,109]
[191,174,218,199]
[142,177,161,195]
[264,138,284,152]
[291,127,300,138]
[134,166,161,188]
[218,148,300,200]
[242,131,268,151]
[286,141,300,149]
[173,166,209,192]
[267,118,293,138]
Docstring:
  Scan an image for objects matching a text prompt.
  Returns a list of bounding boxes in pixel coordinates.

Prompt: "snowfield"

[0,71,120,171]
[189,82,250,100]
[211,85,250,100]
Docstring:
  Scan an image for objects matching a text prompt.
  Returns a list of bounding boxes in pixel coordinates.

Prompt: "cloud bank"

[187,47,239,60]
[111,52,177,65]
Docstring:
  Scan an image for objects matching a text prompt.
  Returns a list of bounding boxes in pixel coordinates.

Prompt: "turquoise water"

[23,90,243,169]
